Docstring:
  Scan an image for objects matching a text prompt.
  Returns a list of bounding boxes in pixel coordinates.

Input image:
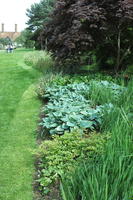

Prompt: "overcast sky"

[0,0,41,32]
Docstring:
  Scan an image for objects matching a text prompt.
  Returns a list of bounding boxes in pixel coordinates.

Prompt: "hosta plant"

[40,81,125,135]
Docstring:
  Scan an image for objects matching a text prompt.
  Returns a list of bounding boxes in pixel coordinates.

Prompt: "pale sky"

[0,0,41,32]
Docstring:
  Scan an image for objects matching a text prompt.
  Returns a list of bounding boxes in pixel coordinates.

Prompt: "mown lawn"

[0,49,41,200]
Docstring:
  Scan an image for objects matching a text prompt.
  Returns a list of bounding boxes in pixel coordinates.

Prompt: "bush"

[24,51,54,73]
[36,129,109,193]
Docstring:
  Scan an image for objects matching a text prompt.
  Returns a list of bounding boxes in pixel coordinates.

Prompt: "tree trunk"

[45,38,48,51]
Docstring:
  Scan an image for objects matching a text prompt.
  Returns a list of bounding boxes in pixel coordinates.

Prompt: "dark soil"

[33,108,62,200]
[33,156,62,200]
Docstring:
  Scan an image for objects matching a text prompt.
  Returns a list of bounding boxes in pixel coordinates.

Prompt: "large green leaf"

[79,120,93,128]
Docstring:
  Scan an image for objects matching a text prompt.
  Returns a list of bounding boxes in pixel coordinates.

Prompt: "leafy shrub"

[40,81,125,135]
[24,51,54,73]
[36,130,109,192]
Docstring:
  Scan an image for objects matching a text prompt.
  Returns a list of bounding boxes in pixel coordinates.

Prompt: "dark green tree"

[0,37,12,46]
[26,0,55,49]
[15,29,35,48]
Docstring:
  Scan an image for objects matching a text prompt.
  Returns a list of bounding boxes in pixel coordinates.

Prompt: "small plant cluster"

[24,51,54,73]
[37,73,125,99]
[37,130,109,193]
[36,72,63,98]
[40,81,125,135]
[90,80,126,97]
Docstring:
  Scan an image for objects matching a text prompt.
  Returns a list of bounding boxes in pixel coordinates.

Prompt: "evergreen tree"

[26,0,55,49]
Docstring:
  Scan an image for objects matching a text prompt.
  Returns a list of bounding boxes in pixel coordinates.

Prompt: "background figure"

[10,45,13,53]
[6,44,13,53]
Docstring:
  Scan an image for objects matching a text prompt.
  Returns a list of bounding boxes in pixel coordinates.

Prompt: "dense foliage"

[0,37,12,49]
[37,130,108,193]
[40,81,125,135]
[61,80,133,200]
[36,69,132,199]
[41,0,133,71]
[15,29,35,48]
[26,0,55,49]
[26,0,54,31]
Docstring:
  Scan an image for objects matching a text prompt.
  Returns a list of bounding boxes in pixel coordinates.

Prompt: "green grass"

[0,49,41,200]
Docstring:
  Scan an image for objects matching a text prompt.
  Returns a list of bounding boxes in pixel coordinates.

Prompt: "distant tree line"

[0,37,12,49]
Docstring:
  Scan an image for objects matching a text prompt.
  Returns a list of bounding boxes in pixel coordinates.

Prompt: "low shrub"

[36,129,109,193]
[24,51,54,73]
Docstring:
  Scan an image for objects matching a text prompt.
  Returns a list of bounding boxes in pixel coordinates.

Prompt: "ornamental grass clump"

[24,51,54,73]
[88,80,126,105]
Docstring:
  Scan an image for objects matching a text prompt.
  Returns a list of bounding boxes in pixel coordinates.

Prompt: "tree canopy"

[26,0,55,49]
[26,0,54,31]
[15,29,35,48]
[0,37,12,46]
[41,0,133,71]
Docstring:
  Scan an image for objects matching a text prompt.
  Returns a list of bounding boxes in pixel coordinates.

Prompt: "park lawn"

[0,49,41,200]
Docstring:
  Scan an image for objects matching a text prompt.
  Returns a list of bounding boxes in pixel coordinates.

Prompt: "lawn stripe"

[0,50,41,200]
